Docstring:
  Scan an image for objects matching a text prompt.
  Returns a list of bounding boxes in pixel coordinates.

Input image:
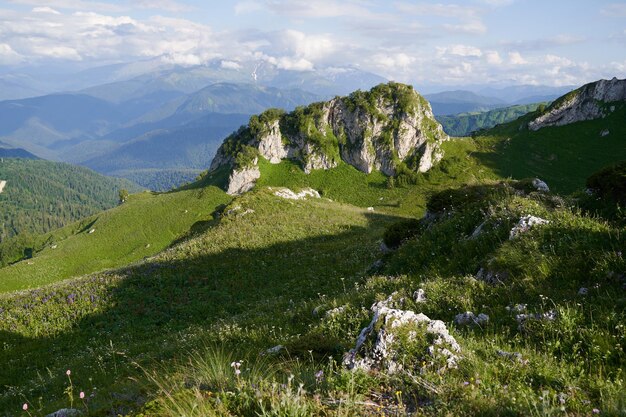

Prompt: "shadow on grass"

[0,211,400,414]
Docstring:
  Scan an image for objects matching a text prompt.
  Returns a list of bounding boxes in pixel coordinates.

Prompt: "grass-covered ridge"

[2,177,623,415]
[474,101,626,193]
[0,186,231,292]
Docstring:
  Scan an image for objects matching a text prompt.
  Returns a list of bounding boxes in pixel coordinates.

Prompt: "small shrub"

[383,218,423,248]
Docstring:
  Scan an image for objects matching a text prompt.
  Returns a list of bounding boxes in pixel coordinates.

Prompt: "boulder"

[344,296,460,374]
[509,215,550,239]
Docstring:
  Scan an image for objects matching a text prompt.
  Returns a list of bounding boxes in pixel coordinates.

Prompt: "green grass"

[1,92,626,415]
[0,186,230,293]
[0,189,399,415]
[474,102,626,193]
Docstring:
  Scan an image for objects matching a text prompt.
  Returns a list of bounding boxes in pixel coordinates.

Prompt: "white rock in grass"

[413,288,427,303]
[265,345,284,355]
[344,296,461,374]
[509,215,550,239]
[274,187,320,200]
[532,178,550,192]
[454,311,489,326]
[45,409,81,417]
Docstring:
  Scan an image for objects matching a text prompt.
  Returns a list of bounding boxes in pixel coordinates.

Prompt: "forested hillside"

[0,158,141,242]
[437,102,546,136]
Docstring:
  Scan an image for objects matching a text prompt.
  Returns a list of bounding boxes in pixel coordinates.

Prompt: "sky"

[0,0,624,87]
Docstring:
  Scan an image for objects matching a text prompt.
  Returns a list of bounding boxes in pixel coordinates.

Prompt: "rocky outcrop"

[529,77,626,131]
[210,83,448,194]
[509,215,550,239]
[257,119,288,163]
[343,294,461,375]
[273,187,320,200]
[226,164,261,195]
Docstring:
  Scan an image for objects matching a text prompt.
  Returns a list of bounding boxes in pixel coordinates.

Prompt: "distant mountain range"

[0,58,578,189]
[423,85,574,115]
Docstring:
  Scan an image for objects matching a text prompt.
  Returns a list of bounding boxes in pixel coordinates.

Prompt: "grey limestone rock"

[529,77,626,131]
[226,164,261,195]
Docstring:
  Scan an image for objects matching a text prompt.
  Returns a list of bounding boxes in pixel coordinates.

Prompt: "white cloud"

[134,0,194,13]
[601,3,626,17]
[485,50,502,64]
[508,51,527,65]
[221,60,242,70]
[8,0,124,13]
[275,57,314,71]
[32,6,61,14]
[234,1,263,14]
[255,0,376,19]
[32,45,82,60]
[437,44,483,57]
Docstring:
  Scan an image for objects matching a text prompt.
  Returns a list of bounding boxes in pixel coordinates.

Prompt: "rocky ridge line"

[529,77,626,131]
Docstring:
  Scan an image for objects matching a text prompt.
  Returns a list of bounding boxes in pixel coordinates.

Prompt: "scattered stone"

[265,345,284,355]
[274,187,320,200]
[379,241,391,253]
[470,220,487,239]
[0,180,6,194]
[578,287,589,296]
[225,205,242,216]
[88,228,96,234]
[369,259,384,272]
[344,296,461,374]
[51,244,57,249]
[325,306,346,318]
[505,304,527,313]
[532,178,550,192]
[413,288,427,303]
[145,244,151,249]
[367,207,375,212]
[610,105,616,112]
[476,268,509,285]
[600,129,610,137]
[454,311,489,327]
[45,409,81,417]
[515,310,558,330]
[496,350,528,364]
[240,209,255,216]
[509,215,550,239]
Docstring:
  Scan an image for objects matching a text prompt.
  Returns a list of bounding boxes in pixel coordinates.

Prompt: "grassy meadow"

[0,101,624,415]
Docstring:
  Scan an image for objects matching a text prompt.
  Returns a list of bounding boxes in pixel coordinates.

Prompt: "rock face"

[343,294,461,375]
[210,83,448,194]
[529,77,626,131]
[226,164,261,195]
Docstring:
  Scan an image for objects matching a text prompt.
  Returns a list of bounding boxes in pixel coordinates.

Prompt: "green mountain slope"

[0,185,230,291]
[475,100,626,193]
[0,80,625,416]
[437,102,546,137]
[0,158,142,242]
